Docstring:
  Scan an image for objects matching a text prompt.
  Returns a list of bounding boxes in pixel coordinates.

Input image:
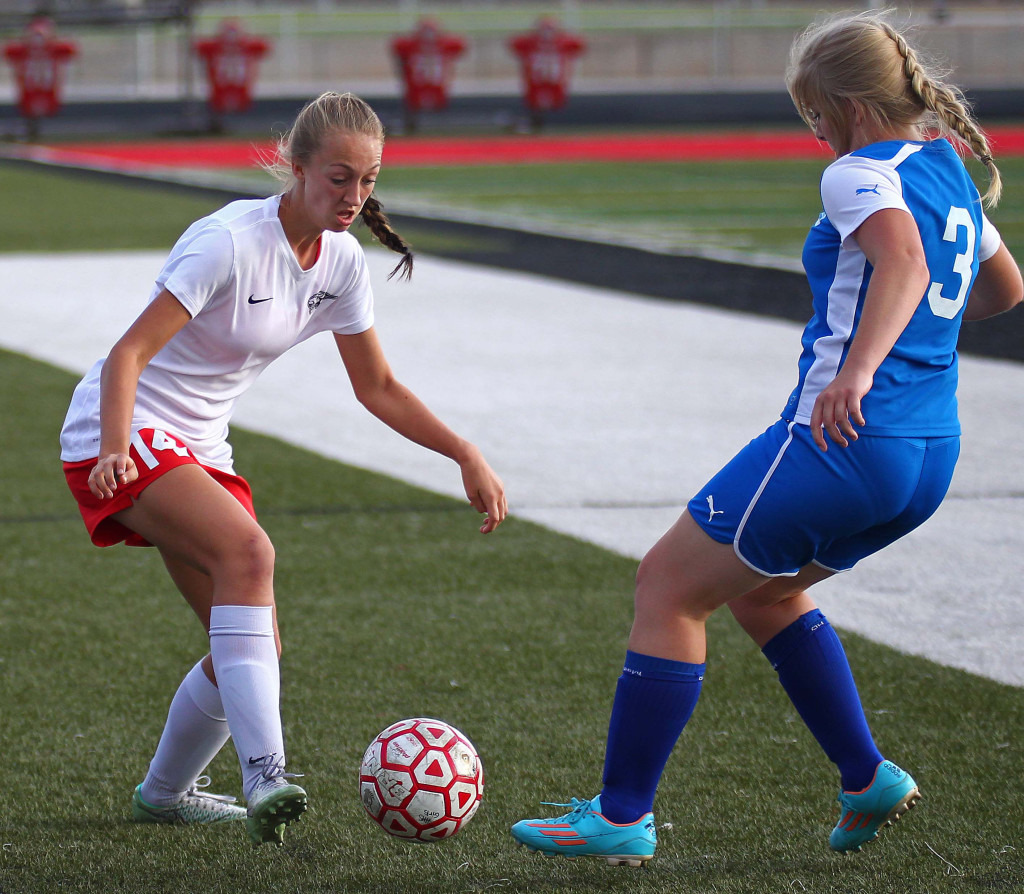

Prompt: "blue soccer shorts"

[687,419,960,576]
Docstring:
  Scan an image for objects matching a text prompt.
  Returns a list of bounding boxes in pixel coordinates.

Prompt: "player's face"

[808,109,843,156]
[802,104,849,157]
[294,129,382,232]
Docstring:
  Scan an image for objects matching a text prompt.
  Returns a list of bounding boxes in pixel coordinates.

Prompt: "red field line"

[10,127,1024,172]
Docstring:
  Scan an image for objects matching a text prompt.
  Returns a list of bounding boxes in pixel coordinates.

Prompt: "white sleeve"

[156,225,235,318]
[820,158,910,248]
[978,212,1002,262]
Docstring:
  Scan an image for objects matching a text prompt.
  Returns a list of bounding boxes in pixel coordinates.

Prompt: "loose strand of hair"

[257,136,291,186]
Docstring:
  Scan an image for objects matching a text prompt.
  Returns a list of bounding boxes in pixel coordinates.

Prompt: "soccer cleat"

[829,760,921,853]
[246,781,308,846]
[245,755,308,847]
[131,776,246,825]
[511,795,656,867]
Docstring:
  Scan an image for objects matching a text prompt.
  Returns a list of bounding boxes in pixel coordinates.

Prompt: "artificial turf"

[1,346,1022,894]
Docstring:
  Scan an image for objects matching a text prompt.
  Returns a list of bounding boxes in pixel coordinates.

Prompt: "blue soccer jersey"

[782,139,1001,436]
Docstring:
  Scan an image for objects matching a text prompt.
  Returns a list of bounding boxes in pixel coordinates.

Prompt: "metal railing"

[1,2,1022,103]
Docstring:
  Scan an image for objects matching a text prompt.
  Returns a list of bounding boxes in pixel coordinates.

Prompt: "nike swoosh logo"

[248,295,274,304]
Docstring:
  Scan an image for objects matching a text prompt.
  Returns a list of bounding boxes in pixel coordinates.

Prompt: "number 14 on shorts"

[131,428,191,469]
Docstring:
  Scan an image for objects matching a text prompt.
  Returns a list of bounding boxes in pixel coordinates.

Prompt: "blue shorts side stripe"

[732,421,799,577]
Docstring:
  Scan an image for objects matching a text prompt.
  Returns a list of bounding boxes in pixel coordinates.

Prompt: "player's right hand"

[88,453,139,500]
[809,366,872,451]
[458,447,507,534]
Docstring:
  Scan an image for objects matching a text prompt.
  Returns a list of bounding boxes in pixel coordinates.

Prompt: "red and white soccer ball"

[359,717,484,843]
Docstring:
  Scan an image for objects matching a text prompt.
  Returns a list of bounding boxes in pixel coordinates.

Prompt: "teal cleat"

[131,777,246,825]
[829,760,921,853]
[511,795,656,867]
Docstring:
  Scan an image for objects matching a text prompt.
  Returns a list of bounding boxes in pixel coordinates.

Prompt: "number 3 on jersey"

[927,206,975,319]
[130,428,190,470]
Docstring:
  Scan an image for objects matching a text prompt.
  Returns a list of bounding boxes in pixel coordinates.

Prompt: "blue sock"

[762,609,883,792]
[599,650,705,824]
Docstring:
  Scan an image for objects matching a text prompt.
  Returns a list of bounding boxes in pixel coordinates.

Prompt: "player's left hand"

[459,447,507,533]
[810,367,872,450]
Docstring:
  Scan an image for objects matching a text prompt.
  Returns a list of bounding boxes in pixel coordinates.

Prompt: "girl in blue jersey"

[512,12,1022,865]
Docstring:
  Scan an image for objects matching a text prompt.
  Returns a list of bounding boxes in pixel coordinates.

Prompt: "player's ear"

[291,159,305,183]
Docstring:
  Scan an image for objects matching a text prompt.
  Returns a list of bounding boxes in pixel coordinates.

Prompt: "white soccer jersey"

[60,195,375,472]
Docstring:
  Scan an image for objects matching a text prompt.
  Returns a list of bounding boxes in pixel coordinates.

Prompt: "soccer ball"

[359,717,484,843]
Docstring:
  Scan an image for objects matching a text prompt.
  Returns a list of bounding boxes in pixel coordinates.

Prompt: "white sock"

[139,659,231,806]
[208,604,285,801]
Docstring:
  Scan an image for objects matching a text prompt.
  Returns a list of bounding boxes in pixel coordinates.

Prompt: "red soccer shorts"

[63,427,256,548]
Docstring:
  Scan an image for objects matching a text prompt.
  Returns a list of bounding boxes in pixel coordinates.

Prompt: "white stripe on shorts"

[732,421,800,577]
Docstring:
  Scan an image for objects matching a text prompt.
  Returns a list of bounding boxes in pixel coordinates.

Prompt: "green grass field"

[379,156,1024,264]
[1,164,1023,894]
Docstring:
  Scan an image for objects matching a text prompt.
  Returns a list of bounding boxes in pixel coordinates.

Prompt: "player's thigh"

[114,464,274,583]
[636,511,769,620]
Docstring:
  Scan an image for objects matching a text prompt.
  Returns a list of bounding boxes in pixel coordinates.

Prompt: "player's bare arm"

[334,328,507,532]
[809,209,930,451]
[90,289,192,499]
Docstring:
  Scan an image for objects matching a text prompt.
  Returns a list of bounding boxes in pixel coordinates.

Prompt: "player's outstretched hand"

[459,447,507,533]
[88,453,139,499]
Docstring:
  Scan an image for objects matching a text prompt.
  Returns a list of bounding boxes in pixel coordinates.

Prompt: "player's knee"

[634,546,662,593]
[634,552,703,621]
[727,596,764,633]
[217,527,276,588]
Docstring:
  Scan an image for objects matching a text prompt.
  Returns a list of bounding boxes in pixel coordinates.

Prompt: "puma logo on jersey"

[706,495,724,521]
[307,290,340,313]
[856,184,881,196]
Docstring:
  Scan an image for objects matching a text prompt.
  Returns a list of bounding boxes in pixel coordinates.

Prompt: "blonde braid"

[361,195,415,281]
[882,21,1002,207]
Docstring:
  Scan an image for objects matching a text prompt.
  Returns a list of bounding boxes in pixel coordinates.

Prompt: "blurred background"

[1,0,1022,137]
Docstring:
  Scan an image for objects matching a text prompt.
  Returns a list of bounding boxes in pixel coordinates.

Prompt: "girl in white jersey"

[60,92,507,846]
[512,13,1022,866]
